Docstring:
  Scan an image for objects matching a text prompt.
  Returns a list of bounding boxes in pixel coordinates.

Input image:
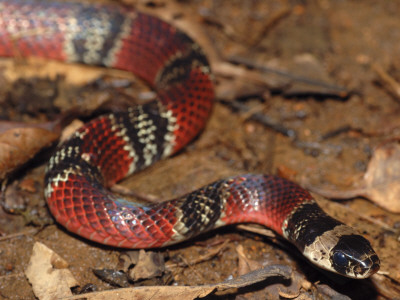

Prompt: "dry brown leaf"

[370,273,400,299]
[236,244,262,275]
[128,250,165,281]
[63,265,291,300]
[361,141,400,212]
[0,120,59,135]
[283,53,348,97]
[0,127,59,180]
[304,140,400,213]
[25,242,78,300]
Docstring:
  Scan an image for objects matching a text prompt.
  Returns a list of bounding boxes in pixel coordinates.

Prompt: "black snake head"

[330,234,380,279]
[302,224,380,279]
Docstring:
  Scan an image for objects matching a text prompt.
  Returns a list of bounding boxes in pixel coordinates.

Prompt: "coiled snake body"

[0,0,379,279]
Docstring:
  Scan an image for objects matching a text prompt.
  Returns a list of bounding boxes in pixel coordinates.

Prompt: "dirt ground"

[1,0,400,299]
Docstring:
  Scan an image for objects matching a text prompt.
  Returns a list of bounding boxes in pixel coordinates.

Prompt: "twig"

[320,125,353,140]
[238,102,266,123]
[236,224,276,238]
[248,6,292,47]
[0,179,7,210]
[221,100,297,138]
[0,228,38,242]
[228,56,349,96]
[372,63,400,100]
[0,272,24,280]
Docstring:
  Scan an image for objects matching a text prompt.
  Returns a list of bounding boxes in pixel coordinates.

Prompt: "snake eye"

[333,251,348,267]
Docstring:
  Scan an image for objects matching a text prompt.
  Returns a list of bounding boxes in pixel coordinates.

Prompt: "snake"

[0,0,380,279]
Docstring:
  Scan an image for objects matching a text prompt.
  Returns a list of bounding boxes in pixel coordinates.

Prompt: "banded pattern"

[0,0,380,279]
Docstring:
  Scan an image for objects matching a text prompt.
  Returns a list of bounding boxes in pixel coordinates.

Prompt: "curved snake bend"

[0,0,379,279]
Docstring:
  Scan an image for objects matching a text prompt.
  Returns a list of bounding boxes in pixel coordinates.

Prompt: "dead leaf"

[370,273,400,299]
[2,180,29,212]
[303,140,400,213]
[0,127,59,180]
[236,244,262,275]
[63,265,291,300]
[25,242,78,300]
[94,250,166,286]
[118,251,140,272]
[283,53,349,97]
[121,250,165,281]
[0,120,57,135]
[361,141,400,212]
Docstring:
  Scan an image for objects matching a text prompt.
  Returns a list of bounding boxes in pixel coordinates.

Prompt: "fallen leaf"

[235,244,306,300]
[303,140,400,213]
[361,141,400,212]
[129,250,165,281]
[25,242,78,300]
[0,127,59,180]
[370,273,400,299]
[283,53,349,98]
[118,251,140,272]
[118,250,165,281]
[0,120,57,135]
[236,244,262,275]
[63,265,291,300]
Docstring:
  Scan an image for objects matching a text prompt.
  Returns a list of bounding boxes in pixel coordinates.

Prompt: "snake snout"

[352,240,380,278]
[358,253,380,277]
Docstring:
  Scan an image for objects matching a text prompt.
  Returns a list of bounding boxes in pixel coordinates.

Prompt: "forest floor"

[1,0,400,299]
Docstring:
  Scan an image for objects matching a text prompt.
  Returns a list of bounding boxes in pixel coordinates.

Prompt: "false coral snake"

[0,0,379,278]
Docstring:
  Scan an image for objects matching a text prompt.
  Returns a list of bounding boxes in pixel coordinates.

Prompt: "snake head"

[330,234,380,279]
[303,224,380,279]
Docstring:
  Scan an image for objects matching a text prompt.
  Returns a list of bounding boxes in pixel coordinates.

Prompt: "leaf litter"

[25,242,78,300]
[304,140,400,213]
[1,0,400,299]
[0,127,58,181]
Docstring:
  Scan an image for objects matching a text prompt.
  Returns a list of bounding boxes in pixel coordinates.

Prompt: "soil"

[1,0,400,299]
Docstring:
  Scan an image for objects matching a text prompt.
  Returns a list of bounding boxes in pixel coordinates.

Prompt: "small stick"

[0,228,38,242]
[248,6,292,47]
[372,63,400,100]
[222,100,297,138]
[228,56,349,96]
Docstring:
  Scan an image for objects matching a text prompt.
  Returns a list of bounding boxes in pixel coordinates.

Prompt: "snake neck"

[282,201,379,278]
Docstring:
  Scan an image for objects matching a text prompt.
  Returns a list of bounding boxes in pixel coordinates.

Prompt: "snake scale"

[0,0,379,279]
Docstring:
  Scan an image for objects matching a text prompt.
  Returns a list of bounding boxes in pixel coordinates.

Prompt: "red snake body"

[0,0,379,278]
